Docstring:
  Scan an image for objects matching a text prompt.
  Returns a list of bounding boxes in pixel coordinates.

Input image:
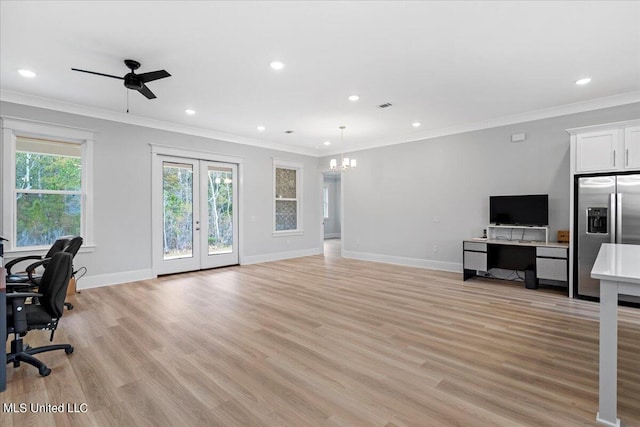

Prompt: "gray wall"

[3,100,638,284]
[1,101,322,287]
[323,174,341,238]
[321,103,640,271]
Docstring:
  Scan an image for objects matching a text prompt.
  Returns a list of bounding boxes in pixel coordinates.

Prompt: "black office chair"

[6,252,75,377]
[6,235,82,310]
[5,235,83,285]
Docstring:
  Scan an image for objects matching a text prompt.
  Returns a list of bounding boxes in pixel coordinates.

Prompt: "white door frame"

[154,156,201,275]
[151,143,243,277]
[199,161,239,269]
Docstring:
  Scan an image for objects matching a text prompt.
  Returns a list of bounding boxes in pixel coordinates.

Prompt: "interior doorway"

[322,172,342,240]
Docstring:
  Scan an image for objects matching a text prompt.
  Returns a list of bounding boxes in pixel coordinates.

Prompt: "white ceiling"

[1,1,639,156]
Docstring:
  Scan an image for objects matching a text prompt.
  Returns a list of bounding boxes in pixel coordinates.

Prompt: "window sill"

[272,230,304,237]
[3,244,96,258]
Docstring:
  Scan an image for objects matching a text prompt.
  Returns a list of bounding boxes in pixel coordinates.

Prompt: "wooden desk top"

[464,238,569,249]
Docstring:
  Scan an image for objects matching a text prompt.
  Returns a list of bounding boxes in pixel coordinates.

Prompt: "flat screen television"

[489,194,549,226]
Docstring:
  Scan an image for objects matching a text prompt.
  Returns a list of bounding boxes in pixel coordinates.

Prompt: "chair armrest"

[5,255,42,274]
[25,259,50,284]
[6,291,43,300]
[5,282,37,292]
[6,292,43,334]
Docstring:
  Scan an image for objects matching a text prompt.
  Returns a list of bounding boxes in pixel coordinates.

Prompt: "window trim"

[1,116,95,253]
[272,158,303,236]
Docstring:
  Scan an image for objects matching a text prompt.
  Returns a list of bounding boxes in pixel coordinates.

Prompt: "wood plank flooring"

[4,239,640,426]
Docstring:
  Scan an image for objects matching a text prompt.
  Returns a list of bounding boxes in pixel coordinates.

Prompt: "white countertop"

[591,243,640,285]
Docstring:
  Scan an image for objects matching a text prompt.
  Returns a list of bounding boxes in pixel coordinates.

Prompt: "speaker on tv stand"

[524,270,538,289]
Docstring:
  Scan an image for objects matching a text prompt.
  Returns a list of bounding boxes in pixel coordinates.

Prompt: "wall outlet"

[511,133,526,142]
[432,216,440,223]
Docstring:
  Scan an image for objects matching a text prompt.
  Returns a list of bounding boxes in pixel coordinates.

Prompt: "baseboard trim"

[324,233,341,239]
[77,269,154,290]
[242,248,321,265]
[342,250,463,273]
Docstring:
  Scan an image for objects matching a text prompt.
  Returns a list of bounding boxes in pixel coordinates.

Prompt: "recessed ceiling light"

[270,61,285,70]
[576,77,592,85]
[18,69,36,78]
[412,122,422,128]
[257,125,266,132]
[323,141,331,146]
[348,95,359,102]
[185,109,196,115]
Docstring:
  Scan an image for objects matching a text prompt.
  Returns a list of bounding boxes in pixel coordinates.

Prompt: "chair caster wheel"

[65,346,74,355]
[39,366,51,377]
[64,302,74,310]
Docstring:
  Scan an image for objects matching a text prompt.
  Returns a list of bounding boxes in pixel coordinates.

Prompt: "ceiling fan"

[71,59,171,99]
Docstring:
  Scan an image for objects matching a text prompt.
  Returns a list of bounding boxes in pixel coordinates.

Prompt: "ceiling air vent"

[377,102,392,109]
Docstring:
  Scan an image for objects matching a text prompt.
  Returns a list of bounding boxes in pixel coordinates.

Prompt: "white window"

[273,158,303,235]
[2,117,94,252]
[323,186,329,219]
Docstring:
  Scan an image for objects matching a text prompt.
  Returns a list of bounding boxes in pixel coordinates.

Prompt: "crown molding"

[320,91,640,156]
[0,90,320,157]
[3,89,638,159]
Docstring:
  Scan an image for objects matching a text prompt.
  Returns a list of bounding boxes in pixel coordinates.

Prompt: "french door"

[154,155,238,275]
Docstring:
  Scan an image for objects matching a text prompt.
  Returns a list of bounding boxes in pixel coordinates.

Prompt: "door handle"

[617,193,622,243]
[626,148,629,167]
[610,193,616,244]
[613,150,616,167]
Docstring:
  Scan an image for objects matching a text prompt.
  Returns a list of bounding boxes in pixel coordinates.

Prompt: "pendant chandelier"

[329,126,357,171]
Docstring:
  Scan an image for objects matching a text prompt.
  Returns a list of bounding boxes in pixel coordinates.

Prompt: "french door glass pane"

[207,166,233,255]
[163,162,193,260]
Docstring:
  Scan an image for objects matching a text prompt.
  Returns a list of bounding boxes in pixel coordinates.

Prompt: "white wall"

[323,174,341,238]
[1,102,322,287]
[321,103,640,272]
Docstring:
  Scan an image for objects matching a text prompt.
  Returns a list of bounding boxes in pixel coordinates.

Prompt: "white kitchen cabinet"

[575,129,620,172]
[572,121,640,174]
[624,126,640,170]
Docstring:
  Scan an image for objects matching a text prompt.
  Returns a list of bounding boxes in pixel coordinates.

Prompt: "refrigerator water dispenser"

[587,207,607,234]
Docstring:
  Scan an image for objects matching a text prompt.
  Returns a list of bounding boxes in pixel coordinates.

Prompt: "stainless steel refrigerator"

[576,174,640,302]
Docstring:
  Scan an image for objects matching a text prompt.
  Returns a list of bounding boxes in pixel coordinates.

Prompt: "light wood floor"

[4,239,640,426]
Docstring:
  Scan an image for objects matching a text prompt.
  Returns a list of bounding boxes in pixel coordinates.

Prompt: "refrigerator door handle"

[610,193,616,243]
[616,193,622,243]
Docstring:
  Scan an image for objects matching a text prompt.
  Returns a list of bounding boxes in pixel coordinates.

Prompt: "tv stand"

[463,239,568,292]
[486,225,549,245]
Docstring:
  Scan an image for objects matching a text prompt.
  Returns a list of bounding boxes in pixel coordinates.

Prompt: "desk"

[591,244,640,427]
[1,268,5,393]
[463,239,568,289]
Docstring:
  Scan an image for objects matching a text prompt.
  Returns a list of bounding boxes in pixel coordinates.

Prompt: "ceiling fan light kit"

[71,59,171,100]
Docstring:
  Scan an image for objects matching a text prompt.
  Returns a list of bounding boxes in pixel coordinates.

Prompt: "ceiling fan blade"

[138,84,157,99]
[71,68,124,79]
[137,70,171,83]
